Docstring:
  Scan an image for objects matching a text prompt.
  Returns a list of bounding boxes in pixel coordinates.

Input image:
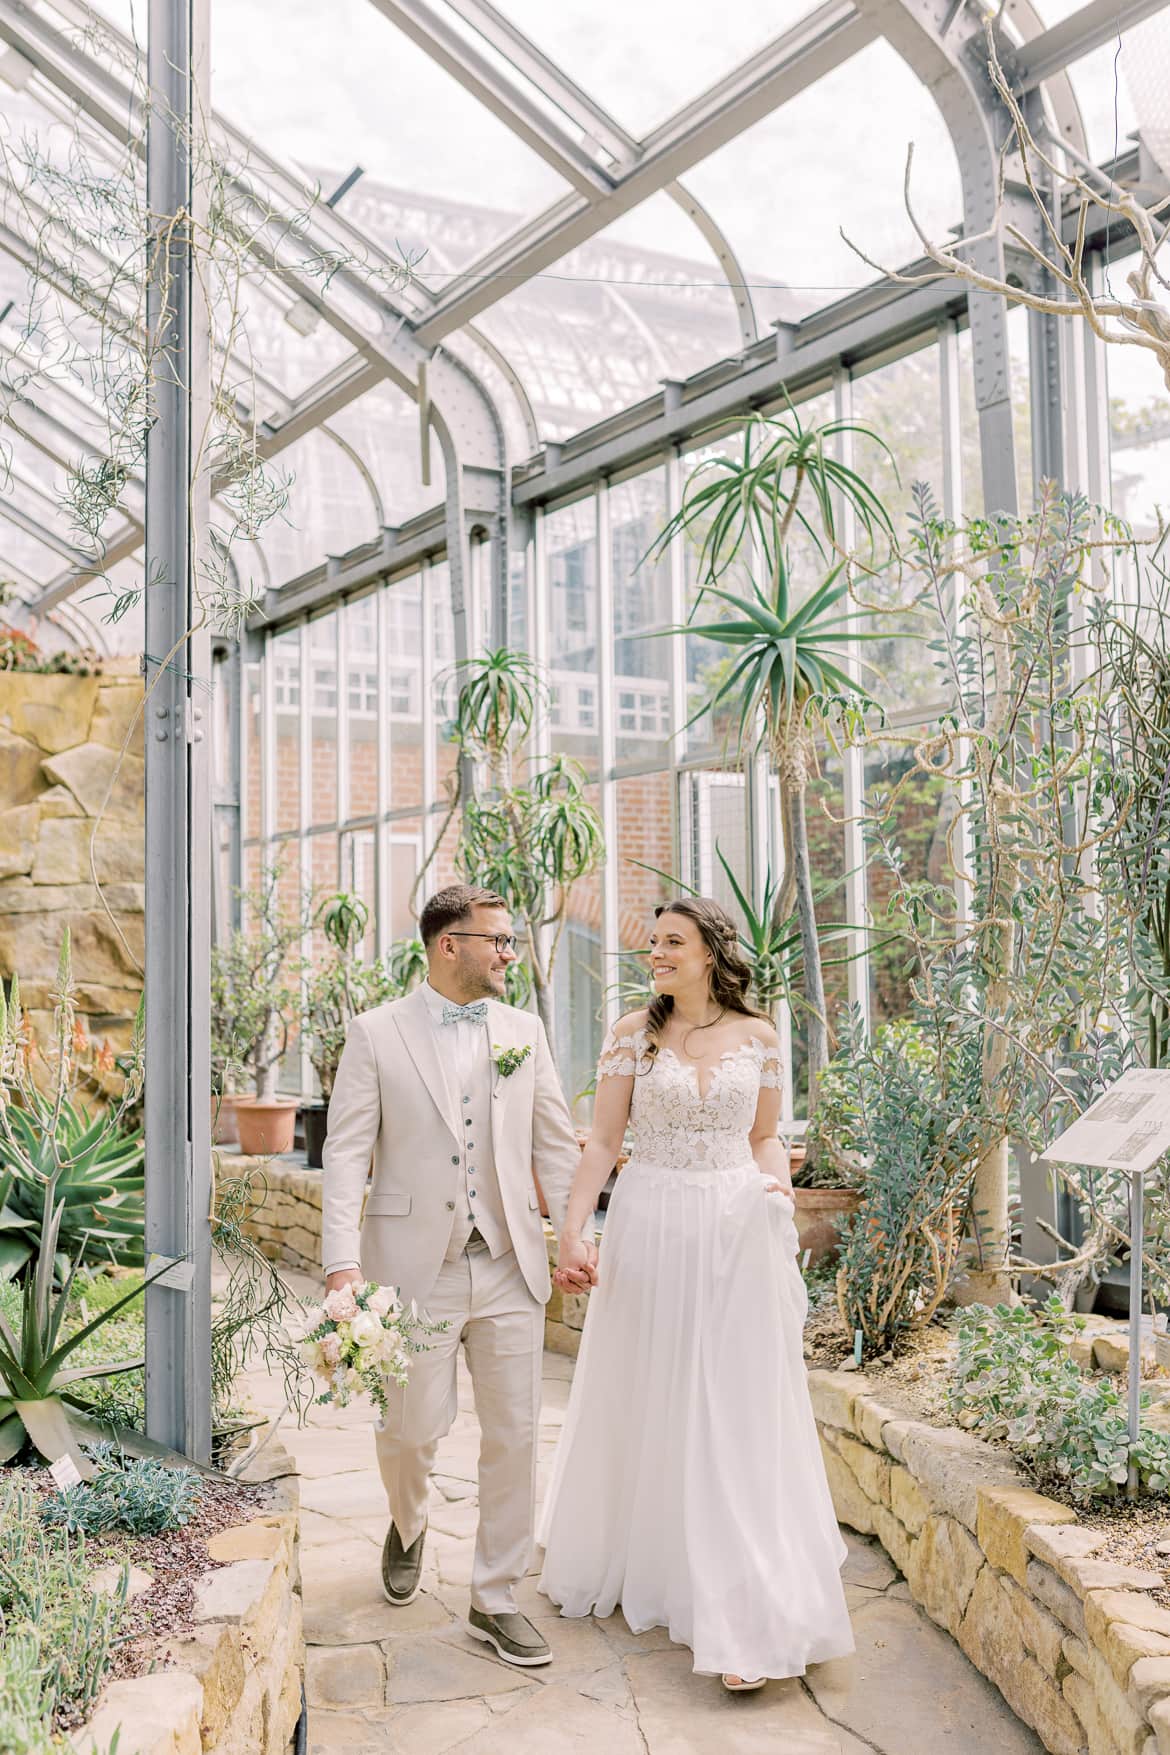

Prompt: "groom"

[321,883,587,1667]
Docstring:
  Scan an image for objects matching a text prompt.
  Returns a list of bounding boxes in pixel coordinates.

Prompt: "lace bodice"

[597,1025,782,1172]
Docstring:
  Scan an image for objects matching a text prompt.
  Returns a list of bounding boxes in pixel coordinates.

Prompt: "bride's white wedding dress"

[538,1026,854,1680]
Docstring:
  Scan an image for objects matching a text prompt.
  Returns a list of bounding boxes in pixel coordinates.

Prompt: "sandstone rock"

[0,673,99,753]
[1098,1619,1170,1690]
[91,1562,153,1600]
[855,1394,910,1452]
[71,1671,203,1755]
[306,1641,382,1709]
[977,1485,1077,1587]
[194,1557,277,1636]
[1026,1520,1109,1570]
[807,1369,869,1435]
[1087,1591,1170,1647]
[905,1512,984,1636]
[91,683,144,753]
[1067,1313,1118,1370]
[898,1422,1022,1533]
[0,728,46,810]
[1028,1558,1088,1641]
[1095,1328,1158,1374]
[0,803,38,878]
[206,1518,289,1565]
[1064,1559,1167,1599]
[37,783,84,817]
[0,908,143,990]
[873,1501,916,1575]
[820,1433,875,1535]
[959,1567,1086,1754]
[1129,1655,1170,1718]
[32,817,88,885]
[163,1623,247,1748]
[837,1431,892,1507]
[1149,1692,1170,1755]
[544,1320,581,1359]
[1002,1571,1069,1677]
[1067,1630,1153,1755]
[43,742,145,819]
[889,1463,932,1535]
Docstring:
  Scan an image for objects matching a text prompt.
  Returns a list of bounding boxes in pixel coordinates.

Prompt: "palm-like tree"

[652,410,896,1101]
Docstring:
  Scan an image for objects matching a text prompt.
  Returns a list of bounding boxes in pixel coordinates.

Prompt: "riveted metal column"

[833,367,870,1031]
[596,482,619,1033]
[143,0,211,1462]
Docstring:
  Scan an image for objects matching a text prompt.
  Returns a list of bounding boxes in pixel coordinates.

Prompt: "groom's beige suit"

[321,983,578,1614]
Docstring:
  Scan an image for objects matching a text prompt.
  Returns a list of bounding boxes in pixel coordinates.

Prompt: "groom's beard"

[454,956,507,1001]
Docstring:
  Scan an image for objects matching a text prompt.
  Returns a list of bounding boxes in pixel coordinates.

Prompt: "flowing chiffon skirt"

[538,1158,854,1679]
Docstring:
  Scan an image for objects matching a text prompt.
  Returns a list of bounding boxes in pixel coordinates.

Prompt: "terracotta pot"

[235,1097,298,1157]
[210,1092,248,1147]
[793,1186,861,1268]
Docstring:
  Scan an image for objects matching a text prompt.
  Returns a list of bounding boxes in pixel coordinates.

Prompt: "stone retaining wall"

[219,1154,323,1273]
[73,1435,303,1755]
[811,1369,1170,1755]
[0,663,144,1060]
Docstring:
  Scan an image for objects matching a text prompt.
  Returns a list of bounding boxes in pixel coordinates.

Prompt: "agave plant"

[649,407,896,1101]
[0,1102,144,1285]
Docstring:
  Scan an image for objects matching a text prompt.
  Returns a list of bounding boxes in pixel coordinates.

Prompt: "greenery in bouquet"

[301,1281,447,1414]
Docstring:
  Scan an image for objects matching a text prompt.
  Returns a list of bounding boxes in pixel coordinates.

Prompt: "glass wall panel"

[615,772,674,1004]
[387,573,425,812]
[308,612,338,827]
[388,821,426,943]
[346,594,379,818]
[681,769,750,920]
[546,498,600,775]
[340,828,378,958]
[257,432,378,588]
[864,731,956,1026]
[431,561,460,812]
[1107,317,1170,541]
[271,628,301,834]
[612,470,672,764]
[851,344,947,718]
[791,746,848,1112]
[554,781,605,1121]
[243,660,262,840]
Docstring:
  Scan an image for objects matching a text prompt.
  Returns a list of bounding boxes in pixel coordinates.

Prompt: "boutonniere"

[493,1043,532,1079]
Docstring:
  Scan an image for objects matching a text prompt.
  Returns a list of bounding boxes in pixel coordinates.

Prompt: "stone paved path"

[236,1268,1043,1755]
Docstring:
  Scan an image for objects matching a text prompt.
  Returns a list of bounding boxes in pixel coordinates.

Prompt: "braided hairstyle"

[642,896,770,1063]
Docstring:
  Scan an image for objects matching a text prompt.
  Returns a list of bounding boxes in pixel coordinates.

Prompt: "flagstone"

[626,1650,840,1753]
[841,1531,897,1591]
[305,1642,383,1709]
[805,1595,1043,1754]
[444,1682,647,1754]
[385,1635,534,1703]
[379,1698,496,1753]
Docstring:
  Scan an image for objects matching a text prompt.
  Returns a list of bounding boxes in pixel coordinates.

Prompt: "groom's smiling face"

[437,903,516,1002]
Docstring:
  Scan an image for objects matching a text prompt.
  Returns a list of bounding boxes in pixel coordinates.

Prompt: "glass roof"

[0,0,1166,636]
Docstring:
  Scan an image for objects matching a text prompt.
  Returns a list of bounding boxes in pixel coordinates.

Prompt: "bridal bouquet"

[300,1281,445,1414]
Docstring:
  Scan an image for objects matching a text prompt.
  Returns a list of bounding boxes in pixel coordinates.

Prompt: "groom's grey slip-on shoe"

[381,1520,426,1606]
[466,1607,552,1666]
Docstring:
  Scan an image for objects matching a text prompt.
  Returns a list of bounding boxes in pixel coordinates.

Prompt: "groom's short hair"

[419,883,509,946]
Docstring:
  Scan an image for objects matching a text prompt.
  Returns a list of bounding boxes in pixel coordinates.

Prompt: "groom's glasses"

[447,931,518,955]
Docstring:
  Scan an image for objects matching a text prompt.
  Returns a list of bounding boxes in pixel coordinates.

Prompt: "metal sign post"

[1127,1170,1144,1497]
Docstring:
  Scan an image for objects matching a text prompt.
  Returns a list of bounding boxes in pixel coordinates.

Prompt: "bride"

[538,895,854,1691]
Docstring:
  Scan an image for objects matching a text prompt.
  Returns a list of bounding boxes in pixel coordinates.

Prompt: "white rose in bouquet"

[349,1310,383,1349]
[301,1281,447,1412]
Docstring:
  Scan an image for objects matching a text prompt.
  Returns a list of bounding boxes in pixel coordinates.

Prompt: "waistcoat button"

[445,1200,456,1211]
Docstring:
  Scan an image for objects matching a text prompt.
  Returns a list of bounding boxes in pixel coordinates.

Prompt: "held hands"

[555,1232,598,1292]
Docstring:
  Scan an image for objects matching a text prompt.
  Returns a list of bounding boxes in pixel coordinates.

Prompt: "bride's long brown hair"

[643,896,769,1063]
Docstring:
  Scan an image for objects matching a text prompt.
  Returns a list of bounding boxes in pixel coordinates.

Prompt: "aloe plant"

[0,1101,144,1285]
[0,932,168,1475]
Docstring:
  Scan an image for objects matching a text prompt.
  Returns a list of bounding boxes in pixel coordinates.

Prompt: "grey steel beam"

[413,0,876,345]
[0,491,99,566]
[856,0,1021,515]
[142,0,212,1463]
[366,0,617,195]
[1010,0,1170,90]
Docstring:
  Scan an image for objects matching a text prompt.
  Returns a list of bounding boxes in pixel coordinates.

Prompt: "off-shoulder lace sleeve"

[758,1040,783,1089]
[597,1026,644,1080]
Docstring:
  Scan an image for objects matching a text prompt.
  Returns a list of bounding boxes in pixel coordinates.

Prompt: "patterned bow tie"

[441,1000,488,1026]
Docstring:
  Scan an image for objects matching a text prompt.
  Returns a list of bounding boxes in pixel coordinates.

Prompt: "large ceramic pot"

[792,1186,862,1268]
[303,1100,329,1170]
[235,1097,298,1157]
[210,1092,248,1147]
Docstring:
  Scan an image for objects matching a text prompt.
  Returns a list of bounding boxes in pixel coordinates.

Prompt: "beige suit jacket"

[320,987,579,1307]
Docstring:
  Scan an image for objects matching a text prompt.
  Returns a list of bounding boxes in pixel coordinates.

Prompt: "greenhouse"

[2,0,1170,1748]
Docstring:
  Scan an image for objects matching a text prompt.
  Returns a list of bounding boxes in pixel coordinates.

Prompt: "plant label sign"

[49,1453,83,1493]
[146,1252,196,1292]
[1042,1069,1170,1175]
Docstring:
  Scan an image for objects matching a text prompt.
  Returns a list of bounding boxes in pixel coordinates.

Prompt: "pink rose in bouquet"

[301,1281,446,1412]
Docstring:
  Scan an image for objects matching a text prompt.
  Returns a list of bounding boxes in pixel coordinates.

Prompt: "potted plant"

[300,897,407,1168]
[210,866,307,1157]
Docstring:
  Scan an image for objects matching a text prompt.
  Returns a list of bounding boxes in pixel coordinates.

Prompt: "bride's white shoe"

[721,1674,766,1693]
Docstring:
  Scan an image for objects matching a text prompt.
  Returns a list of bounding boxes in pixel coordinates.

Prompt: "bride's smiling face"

[648,911,712,999]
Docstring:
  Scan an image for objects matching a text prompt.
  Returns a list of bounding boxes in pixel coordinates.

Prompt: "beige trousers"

[373,1244,543,1614]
